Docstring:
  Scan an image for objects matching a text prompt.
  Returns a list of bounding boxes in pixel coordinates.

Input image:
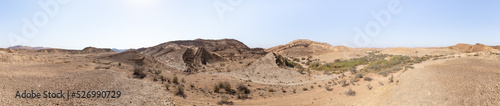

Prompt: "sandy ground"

[0,53,172,105]
[361,56,500,105]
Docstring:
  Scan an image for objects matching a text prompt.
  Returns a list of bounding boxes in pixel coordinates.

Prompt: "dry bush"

[160,75,166,82]
[379,81,384,86]
[217,96,233,105]
[153,76,158,81]
[133,66,146,79]
[236,83,250,99]
[355,73,364,78]
[302,88,308,91]
[190,84,195,89]
[165,84,170,91]
[366,84,372,90]
[340,79,349,87]
[174,86,186,98]
[389,75,394,83]
[268,88,276,92]
[214,81,234,94]
[172,76,179,84]
[364,76,373,81]
[236,83,250,94]
[236,91,249,100]
[154,69,161,75]
[344,88,356,96]
[325,85,333,91]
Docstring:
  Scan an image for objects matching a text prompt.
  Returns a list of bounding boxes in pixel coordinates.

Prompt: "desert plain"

[1,39,500,105]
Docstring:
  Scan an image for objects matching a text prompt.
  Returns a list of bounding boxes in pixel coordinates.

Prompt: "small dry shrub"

[217,96,233,105]
[389,75,394,83]
[173,76,179,84]
[344,88,356,96]
[341,79,349,87]
[133,66,146,79]
[364,76,373,81]
[174,86,186,98]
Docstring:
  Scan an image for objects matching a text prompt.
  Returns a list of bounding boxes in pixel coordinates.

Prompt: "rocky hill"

[266,39,354,57]
[137,39,267,72]
[100,49,162,68]
[37,47,115,54]
[448,43,499,53]
[228,52,305,84]
[491,46,500,51]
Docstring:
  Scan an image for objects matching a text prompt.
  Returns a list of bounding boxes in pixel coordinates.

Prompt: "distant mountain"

[111,48,129,53]
[448,43,499,53]
[7,45,51,50]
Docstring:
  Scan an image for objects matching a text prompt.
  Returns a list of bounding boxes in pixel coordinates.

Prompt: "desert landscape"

[1,39,500,105]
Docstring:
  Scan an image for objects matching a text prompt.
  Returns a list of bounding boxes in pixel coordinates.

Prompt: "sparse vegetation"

[236,83,250,99]
[154,69,161,75]
[325,85,333,91]
[174,85,186,98]
[268,88,276,92]
[364,76,373,81]
[312,57,367,72]
[133,66,146,79]
[172,76,179,84]
[153,76,158,81]
[214,81,233,94]
[355,73,364,78]
[340,79,349,87]
[160,75,166,82]
[308,62,320,68]
[217,96,233,105]
[389,75,394,83]
[366,84,372,90]
[165,84,170,91]
[344,88,356,96]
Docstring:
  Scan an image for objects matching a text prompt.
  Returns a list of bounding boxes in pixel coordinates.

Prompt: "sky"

[0,0,499,49]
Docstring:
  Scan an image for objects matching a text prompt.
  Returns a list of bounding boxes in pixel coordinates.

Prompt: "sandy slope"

[0,53,172,105]
[363,56,500,105]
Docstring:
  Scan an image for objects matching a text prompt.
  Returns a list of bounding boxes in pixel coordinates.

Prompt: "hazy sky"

[1,0,499,49]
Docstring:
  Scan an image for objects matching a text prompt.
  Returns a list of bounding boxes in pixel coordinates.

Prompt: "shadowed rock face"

[491,46,500,51]
[138,39,267,72]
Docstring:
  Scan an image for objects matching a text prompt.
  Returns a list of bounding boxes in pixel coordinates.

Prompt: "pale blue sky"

[1,0,499,49]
